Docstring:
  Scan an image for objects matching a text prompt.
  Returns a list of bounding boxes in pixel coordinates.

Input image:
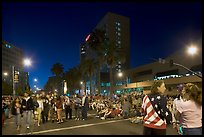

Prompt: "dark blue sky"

[2,2,202,91]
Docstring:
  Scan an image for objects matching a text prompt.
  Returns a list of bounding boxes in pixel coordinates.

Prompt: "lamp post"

[157,45,202,78]
[21,58,32,96]
[12,65,15,99]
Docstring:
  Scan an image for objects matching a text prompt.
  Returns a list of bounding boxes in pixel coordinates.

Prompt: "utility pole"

[12,66,15,99]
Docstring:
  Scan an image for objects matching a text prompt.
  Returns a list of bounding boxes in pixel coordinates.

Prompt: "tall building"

[95,12,130,71]
[80,12,130,95]
[2,40,29,94]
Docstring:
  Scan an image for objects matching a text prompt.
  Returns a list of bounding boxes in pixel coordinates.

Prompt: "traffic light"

[158,58,165,64]
[169,59,174,67]
[14,70,19,83]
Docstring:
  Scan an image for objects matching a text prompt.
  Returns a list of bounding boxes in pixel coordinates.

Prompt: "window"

[5,44,11,48]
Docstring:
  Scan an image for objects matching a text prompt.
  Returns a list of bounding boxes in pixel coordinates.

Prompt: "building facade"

[115,45,202,94]
[80,12,131,95]
[2,40,29,95]
[95,12,130,71]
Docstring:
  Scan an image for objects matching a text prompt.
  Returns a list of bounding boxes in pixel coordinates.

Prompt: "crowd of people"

[2,81,202,135]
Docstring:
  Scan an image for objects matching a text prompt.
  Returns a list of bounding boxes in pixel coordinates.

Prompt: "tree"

[63,66,82,95]
[87,29,107,94]
[79,58,95,95]
[51,62,64,77]
[104,41,126,96]
[87,28,126,96]
[2,81,12,95]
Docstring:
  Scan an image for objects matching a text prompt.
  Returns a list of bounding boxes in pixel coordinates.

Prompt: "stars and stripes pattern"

[141,94,168,129]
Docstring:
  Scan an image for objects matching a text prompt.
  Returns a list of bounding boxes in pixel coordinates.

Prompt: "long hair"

[150,80,164,94]
[183,83,202,106]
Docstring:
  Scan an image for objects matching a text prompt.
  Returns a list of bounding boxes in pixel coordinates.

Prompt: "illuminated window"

[5,44,11,48]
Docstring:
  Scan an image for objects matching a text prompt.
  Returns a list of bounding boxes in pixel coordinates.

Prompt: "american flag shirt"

[141,94,172,129]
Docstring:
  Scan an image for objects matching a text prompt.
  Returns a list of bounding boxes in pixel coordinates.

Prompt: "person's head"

[36,94,40,99]
[182,83,202,105]
[24,92,29,97]
[151,80,166,94]
[15,97,20,102]
[41,91,45,96]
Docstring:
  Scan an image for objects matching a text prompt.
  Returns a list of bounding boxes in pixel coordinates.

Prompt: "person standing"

[11,97,23,130]
[41,91,49,123]
[74,94,82,120]
[2,99,8,127]
[141,80,172,135]
[81,91,89,120]
[50,94,57,123]
[64,96,72,120]
[36,94,43,127]
[56,96,63,124]
[21,91,34,129]
[174,83,202,135]
[122,98,131,119]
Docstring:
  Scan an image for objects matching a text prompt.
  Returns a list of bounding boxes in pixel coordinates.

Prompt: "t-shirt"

[176,100,202,128]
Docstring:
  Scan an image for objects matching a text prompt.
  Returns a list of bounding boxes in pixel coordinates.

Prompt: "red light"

[85,34,90,41]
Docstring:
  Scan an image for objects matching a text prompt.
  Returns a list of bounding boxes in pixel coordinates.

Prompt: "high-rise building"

[95,12,130,71]
[80,12,130,95]
[2,40,29,94]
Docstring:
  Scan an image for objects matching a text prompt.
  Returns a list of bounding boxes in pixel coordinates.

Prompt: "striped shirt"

[141,94,171,129]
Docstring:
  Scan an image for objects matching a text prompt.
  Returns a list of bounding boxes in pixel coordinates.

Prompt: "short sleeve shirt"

[176,100,202,128]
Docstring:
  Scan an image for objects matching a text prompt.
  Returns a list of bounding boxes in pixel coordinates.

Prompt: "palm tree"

[50,63,64,95]
[87,29,107,94]
[63,66,82,95]
[51,62,64,77]
[79,58,95,95]
[104,41,126,96]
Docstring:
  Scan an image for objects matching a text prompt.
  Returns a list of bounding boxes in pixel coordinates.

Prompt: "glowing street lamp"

[24,58,32,67]
[187,45,198,55]
[3,72,8,76]
[34,78,38,82]
[118,72,123,77]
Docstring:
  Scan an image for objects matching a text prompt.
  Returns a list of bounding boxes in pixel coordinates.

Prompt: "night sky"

[2,2,202,91]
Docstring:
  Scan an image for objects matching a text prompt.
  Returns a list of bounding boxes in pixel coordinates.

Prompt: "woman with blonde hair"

[174,83,202,135]
[141,80,172,135]
[36,94,43,127]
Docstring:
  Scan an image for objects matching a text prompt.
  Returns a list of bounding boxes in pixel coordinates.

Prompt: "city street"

[2,110,178,135]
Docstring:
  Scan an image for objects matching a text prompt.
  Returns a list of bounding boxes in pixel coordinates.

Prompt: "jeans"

[75,108,81,119]
[24,110,32,128]
[15,113,21,127]
[183,127,202,135]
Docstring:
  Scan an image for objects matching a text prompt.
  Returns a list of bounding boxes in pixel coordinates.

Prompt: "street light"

[3,72,8,76]
[34,78,38,82]
[3,72,8,82]
[118,72,123,77]
[187,45,197,56]
[13,58,32,99]
[24,58,32,67]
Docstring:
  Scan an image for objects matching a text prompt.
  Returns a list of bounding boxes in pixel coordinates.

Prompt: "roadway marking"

[18,119,129,135]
